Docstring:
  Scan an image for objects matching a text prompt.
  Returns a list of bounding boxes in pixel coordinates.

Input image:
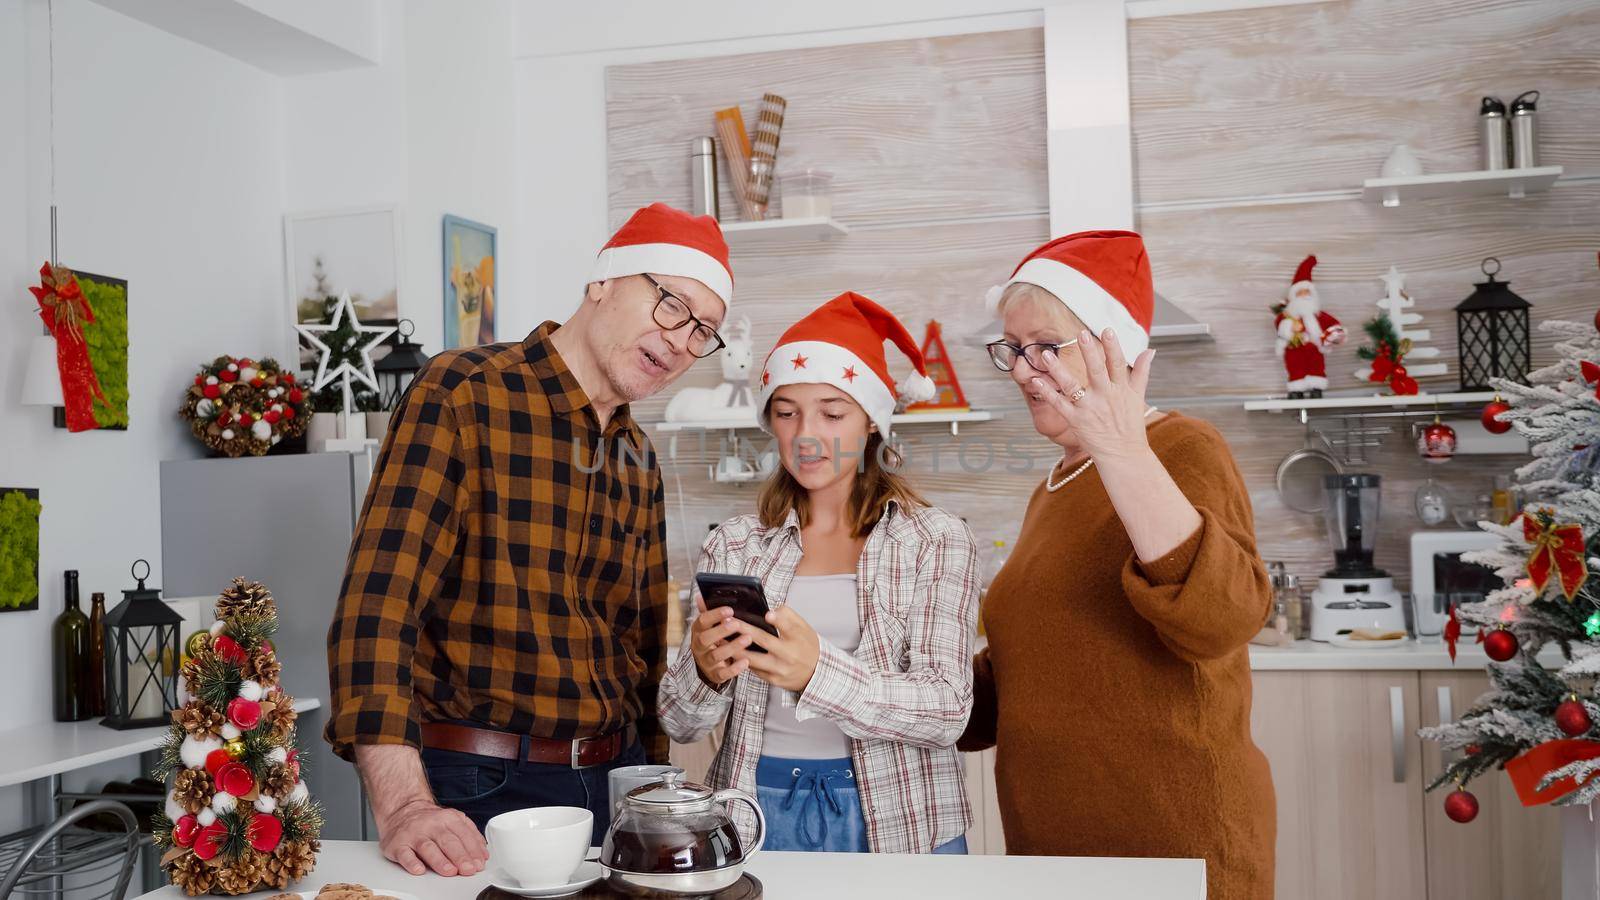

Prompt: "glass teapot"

[601,770,767,894]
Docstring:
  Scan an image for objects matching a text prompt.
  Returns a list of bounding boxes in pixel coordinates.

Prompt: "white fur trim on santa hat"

[590,242,733,309]
[994,258,1150,359]
[238,680,264,702]
[180,735,223,770]
[757,340,899,437]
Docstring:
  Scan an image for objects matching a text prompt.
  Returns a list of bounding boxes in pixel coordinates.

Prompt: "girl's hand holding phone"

[738,606,821,693]
[691,599,754,687]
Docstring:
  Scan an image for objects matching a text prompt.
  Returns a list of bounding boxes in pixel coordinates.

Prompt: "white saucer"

[489,861,603,897]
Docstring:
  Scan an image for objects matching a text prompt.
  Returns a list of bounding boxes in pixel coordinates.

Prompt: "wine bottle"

[52,570,91,722]
[87,591,107,716]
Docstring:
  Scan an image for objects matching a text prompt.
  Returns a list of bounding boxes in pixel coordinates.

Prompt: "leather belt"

[420,722,634,769]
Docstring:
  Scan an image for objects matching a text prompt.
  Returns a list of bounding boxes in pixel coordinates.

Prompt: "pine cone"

[173,767,214,815]
[166,854,215,897]
[213,851,267,895]
[272,840,319,884]
[245,649,281,687]
[215,578,276,621]
[262,763,297,801]
[266,702,298,742]
[177,702,226,740]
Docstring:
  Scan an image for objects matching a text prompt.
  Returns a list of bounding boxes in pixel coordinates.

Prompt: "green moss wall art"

[0,488,42,613]
[74,269,130,430]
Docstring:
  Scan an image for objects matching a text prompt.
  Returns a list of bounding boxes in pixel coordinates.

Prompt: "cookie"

[317,886,373,899]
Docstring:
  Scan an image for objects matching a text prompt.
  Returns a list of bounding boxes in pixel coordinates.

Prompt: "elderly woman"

[959,231,1275,899]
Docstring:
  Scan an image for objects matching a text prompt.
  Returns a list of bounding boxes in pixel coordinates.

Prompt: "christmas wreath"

[1355,314,1419,395]
[179,357,308,458]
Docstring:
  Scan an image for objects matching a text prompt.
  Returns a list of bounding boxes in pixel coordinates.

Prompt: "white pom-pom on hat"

[238,680,264,702]
[197,808,216,827]
[254,795,278,814]
[899,371,938,404]
[211,792,236,815]
[984,283,1006,315]
[180,735,223,769]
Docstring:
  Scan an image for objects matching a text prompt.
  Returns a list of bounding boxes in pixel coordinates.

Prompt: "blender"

[1309,473,1407,642]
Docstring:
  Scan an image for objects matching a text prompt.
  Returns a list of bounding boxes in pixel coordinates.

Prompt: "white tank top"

[762,574,862,759]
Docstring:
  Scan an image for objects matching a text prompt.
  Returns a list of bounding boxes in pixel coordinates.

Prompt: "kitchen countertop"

[130,839,1206,900]
[1248,639,1566,671]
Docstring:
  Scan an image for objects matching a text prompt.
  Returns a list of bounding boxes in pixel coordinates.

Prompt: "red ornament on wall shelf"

[1417,417,1457,464]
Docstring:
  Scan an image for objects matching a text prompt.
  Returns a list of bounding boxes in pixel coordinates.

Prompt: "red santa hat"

[757,292,937,437]
[984,230,1154,359]
[1288,254,1318,299]
[590,202,733,310]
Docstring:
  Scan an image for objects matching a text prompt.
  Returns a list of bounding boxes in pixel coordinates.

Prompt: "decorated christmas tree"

[1420,297,1600,822]
[152,579,322,895]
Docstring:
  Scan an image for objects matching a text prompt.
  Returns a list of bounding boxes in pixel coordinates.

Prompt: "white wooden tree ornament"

[294,291,396,449]
[1353,266,1448,382]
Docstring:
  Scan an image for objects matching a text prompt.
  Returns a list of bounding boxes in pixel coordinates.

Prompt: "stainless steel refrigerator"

[160,450,375,840]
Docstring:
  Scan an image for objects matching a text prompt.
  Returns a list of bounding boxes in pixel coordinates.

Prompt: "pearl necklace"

[1045,407,1159,493]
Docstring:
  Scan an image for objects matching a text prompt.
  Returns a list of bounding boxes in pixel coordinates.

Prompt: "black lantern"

[1455,257,1531,392]
[375,318,430,411]
[101,559,181,730]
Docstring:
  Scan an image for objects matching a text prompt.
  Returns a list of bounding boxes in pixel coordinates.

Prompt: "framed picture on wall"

[442,215,497,349]
[284,205,402,367]
[0,487,42,614]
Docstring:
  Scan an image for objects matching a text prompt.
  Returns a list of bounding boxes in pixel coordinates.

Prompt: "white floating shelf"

[650,408,998,435]
[718,216,849,246]
[1361,166,1563,207]
[1243,391,1499,413]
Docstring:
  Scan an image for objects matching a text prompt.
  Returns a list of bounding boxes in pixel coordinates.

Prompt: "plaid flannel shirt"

[658,501,978,853]
[325,322,670,764]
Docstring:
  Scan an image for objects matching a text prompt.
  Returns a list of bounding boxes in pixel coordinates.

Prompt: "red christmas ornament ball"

[247,812,284,853]
[192,822,228,860]
[1557,699,1593,737]
[212,635,247,665]
[202,384,221,400]
[205,748,232,777]
[173,814,200,848]
[219,369,238,383]
[1419,420,1458,463]
[287,388,304,404]
[1481,399,1513,435]
[1444,789,1480,823]
[216,760,256,797]
[282,371,295,384]
[1484,628,1519,662]
[283,406,296,420]
[228,697,263,730]
[263,410,281,425]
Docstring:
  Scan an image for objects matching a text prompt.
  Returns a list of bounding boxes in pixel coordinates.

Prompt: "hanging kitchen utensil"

[1276,410,1343,514]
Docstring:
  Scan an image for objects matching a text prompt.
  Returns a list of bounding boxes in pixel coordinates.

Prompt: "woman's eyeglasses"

[641,273,725,358]
[985,339,1078,373]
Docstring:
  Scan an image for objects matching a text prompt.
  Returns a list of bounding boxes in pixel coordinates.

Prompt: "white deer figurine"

[664,317,755,425]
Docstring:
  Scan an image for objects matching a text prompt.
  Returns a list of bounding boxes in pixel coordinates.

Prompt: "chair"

[0,800,141,899]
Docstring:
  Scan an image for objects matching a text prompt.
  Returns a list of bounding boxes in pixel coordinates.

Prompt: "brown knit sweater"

[960,412,1275,900]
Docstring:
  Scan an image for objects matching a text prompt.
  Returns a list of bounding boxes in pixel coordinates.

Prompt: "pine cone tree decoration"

[173,767,215,815]
[272,839,319,884]
[262,763,297,801]
[215,578,275,621]
[245,649,282,687]
[176,702,226,740]
[266,702,298,742]
[213,851,267,896]
[167,854,216,897]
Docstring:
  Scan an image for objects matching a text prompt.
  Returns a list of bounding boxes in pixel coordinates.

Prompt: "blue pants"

[421,728,647,847]
[755,755,968,854]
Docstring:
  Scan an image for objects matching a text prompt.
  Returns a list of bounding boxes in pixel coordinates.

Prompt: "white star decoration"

[293,291,395,416]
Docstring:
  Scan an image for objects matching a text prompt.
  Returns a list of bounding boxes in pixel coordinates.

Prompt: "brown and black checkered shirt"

[324,321,670,764]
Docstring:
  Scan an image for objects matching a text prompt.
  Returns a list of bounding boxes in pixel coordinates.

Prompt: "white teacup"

[485,806,593,888]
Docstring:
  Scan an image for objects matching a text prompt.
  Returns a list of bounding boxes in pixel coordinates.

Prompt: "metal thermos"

[1479,96,1508,171]
[1510,90,1540,169]
[691,137,719,219]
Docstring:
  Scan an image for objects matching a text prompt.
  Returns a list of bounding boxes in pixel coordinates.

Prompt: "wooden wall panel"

[1128,0,1600,204]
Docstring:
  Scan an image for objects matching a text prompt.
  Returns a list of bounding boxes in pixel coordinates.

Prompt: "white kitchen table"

[130,839,1206,899]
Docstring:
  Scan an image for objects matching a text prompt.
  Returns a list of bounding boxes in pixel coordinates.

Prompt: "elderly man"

[325,203,732,877]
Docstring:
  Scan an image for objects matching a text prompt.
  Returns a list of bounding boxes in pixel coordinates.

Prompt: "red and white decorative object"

[1481,395,1514,434]
[1417,417,1457,464]
[180,356,308,458]
[29,261,110,432]
[1272,255,1346,398]
[664,317,754,426]
[1353,267,1448,384]
[985,230,1155,361]
[293,292,396,453]
[757,292,936,437]
[904,320,970,413]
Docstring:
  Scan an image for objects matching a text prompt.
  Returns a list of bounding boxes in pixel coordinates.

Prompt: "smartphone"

[695,572,779,652]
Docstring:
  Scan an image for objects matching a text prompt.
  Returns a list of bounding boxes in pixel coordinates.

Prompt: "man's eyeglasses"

[985,339,1078,373]
[641,273,724,359]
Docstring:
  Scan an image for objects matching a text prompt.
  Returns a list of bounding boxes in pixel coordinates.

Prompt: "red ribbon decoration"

[1506,738,1600,806]
[1523,511,1588,601]
[28,262,108,432]
[1444,605,1461,662]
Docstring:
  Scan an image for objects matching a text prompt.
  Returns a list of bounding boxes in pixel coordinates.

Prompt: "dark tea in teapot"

[603,819,744,874]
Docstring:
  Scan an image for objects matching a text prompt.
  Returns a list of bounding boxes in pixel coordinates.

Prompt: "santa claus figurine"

[1273,254,1346,398]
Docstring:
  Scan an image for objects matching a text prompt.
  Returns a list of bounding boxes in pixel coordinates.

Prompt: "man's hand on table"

[379,797,488,877]
[355,744,488,877]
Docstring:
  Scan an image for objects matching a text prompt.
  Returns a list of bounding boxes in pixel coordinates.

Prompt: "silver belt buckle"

[571,739,584,769]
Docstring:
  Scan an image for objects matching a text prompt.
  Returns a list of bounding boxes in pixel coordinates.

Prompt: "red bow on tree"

[1370,343,1396,383]
[1523,510,1589,601]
